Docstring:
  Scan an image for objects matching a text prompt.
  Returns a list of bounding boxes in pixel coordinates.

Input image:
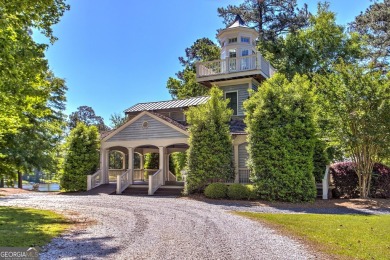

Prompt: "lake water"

[21,183,60,192]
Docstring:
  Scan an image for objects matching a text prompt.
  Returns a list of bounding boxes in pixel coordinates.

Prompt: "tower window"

[241,37,250,43]
[225,92,238,115]
[228,38,237,44]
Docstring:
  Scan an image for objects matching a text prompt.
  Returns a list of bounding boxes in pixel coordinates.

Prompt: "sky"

[34,0,374,126]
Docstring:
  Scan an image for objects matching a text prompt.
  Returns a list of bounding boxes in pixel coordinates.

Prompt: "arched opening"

[133,145,159,183]
[108,146,128,182]
[166,143,189,183]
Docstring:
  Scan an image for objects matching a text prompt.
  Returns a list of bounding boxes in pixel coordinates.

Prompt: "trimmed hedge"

[204,183,227,199]
[330,162,390,198]
[227,184,250,200]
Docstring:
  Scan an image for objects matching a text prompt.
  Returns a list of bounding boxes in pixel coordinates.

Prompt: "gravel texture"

[0,193,327,260]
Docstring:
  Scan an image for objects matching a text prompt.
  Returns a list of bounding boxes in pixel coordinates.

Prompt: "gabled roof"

[125,96,210,113]
[228,14,247,29]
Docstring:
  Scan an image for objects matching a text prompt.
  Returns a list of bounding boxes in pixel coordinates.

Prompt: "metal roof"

[228,14,247,29]
[124,96,210,113]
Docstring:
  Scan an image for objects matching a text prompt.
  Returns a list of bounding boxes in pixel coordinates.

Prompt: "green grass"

[235,212,390,260]
[0,206,70,247]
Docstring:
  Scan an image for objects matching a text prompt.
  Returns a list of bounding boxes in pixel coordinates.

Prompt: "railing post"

[148,175,153,195]
[87,175,92,191]
[322,165,330,199]
[116,174,121,194]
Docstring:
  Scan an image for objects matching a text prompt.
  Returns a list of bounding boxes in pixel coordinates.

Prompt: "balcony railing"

[196,52,275,79]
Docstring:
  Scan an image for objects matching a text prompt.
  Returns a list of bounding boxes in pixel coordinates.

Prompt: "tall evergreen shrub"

[186,87,234,193]
[60,123,100,191]
[244,74,317,202]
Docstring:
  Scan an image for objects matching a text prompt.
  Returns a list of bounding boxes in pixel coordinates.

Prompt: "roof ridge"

[133,96,209,106]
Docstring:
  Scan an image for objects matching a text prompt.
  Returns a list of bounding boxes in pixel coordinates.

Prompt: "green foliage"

[186,87,234,193]
[61,123,100,191]
[170,152,187,181]
[314,61,390,198]
[144,153,159,169]
[109,113,127,129]
[350,0,390,71]
[218,0,309,42]
[166,38,220,99]
[109,151,124,169]
[244,73,317,202]
[68,106,109,132]
[227,184,250,200]
[0,1,69,181]
[313,139,330,183]
[204,183,228,199]
[262,3,364,79]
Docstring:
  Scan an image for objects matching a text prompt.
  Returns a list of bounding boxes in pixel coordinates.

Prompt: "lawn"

[0,206,70,247]
[235,212,390,260]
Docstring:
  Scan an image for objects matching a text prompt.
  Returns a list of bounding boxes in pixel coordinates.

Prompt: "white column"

[159,146,165,185]
[128,147,134,184]
[100,149,109,184]
[234,144,239,183]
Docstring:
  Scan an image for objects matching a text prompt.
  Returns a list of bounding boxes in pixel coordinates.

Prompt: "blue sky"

[35,0,373,126]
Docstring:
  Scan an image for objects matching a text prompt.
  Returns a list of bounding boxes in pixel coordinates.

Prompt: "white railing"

[148,169,163,195]
[133,169,158,181]
[87,169,102,191]
[109,169,125,182]
[116,169,132,194]
[168,171,176,181]
[196,52,275,79]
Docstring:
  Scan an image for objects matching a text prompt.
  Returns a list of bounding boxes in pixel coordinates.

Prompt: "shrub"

[244,74,317,202]
[371,163,390,198]
[313,139,329,183]
[227,184,250,200]
[330,162,390,198]
[204,183,228,199]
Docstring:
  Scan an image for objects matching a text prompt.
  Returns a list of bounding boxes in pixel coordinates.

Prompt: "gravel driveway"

[0,193,336,259]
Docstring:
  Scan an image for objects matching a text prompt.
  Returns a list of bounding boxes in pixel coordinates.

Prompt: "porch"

[195,52,276,85]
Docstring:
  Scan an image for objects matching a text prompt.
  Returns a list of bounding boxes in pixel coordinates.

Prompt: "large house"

[87,15,275,195]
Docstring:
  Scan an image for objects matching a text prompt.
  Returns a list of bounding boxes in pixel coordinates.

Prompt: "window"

[228,38,237,44]
[241,50,249,56]
[241,37,250,43]
[225,92,238,115]
[229,49,236,58]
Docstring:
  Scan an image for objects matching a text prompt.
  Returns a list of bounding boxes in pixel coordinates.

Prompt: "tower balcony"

[196,52,275,86]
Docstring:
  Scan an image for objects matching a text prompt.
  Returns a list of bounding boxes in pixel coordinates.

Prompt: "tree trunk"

[0,178,4,188]
[17,171,23,189]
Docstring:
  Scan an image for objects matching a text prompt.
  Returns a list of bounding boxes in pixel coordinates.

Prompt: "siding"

[222,84,249,116]
[107,115,187,142]
[238,142,249,168]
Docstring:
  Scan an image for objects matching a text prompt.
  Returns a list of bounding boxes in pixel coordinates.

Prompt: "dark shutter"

[226,92,238,115]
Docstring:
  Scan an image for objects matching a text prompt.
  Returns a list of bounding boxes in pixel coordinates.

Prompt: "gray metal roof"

[228,14,247,28]
[124,96,210,113]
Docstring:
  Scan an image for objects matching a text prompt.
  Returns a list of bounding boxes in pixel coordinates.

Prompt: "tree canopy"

[68,106,109,132]
[166,38,220,99]
[217,0,309,42]
[0,0,69,181]
[350,0,390,71]
[314,62,390,198]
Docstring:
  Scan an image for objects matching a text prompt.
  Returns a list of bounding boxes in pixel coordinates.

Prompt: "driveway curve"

[1,193,320,259]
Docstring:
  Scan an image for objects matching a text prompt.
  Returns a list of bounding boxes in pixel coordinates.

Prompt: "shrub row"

[204,183,256,200]
[330,162,390,198]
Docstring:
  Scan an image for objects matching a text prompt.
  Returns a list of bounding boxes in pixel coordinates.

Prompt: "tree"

[68,106,109,132]
[244,73,317,202]
[109,113,127,129]
[0,1,69,184]
[262,3,364,79]
[217,0,309,42]
[60,123,100,191]
[166,38,220,99]
[314,61,390,198]
[350,0,390,71]
[185,87,234,193]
